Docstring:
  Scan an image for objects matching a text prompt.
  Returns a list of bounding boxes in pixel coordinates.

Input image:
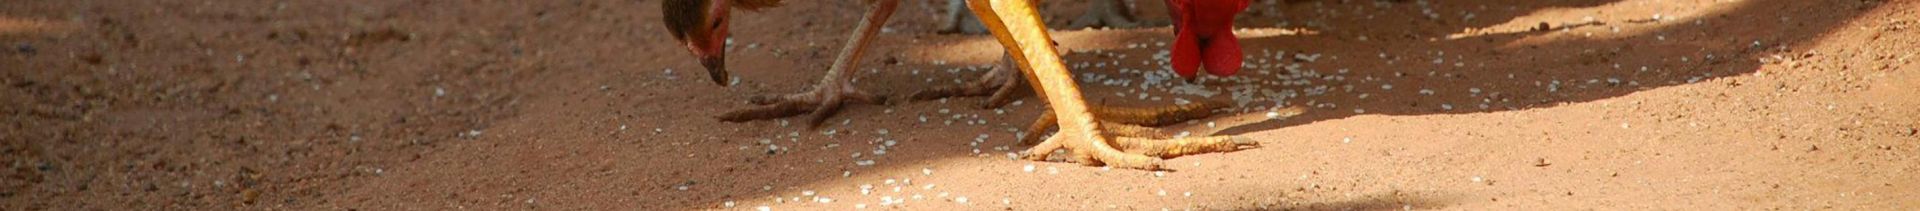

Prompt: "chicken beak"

[700,55,729,86]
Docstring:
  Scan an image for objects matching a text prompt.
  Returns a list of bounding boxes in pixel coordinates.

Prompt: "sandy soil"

[4,0,1917,210]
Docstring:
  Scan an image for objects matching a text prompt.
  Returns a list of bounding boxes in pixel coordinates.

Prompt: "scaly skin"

[964,0,1283,170]
[909,54,1025,109]
[1016,101,1231,146]
[712,0,899,128]
[1024,104,1308,160]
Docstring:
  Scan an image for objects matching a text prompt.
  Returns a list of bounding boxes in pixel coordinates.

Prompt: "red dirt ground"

[4,0,1917,210]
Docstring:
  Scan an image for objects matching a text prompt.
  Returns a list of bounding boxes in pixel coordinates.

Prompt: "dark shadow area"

[657,0,1889,210]
[0,0,1896,210]
[645,0,1889,209]
[1127,0,1889,136]
[684,0,1888,209]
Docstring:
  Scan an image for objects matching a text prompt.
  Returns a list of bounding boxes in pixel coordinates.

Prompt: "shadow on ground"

[0,0,1895,210]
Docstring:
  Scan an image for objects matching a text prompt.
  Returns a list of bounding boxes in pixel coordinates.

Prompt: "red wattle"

[1165,0,1249,79]
[1170,26,1203,79]
[1202,33,1242,76]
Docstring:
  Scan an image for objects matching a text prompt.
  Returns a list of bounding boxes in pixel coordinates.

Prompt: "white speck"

[1183,192,1193,197]
[855,204,868,209]
[1471,176,1485,183]
[1157,189,1168,196]
[1418,89,1435,95]
[1382,84,1394,90]
[1266,111,1282,119]
[1441,104,1455,110]
[755,206,770,211]
[1295,53,1322,62]
[1023,164,1036,172]
[922,168,933,176]
[1342,137,1352,143]
[434,87,447,97]
[724,201,736,208]
[1153,171,1167,177]
[955,197,970,204]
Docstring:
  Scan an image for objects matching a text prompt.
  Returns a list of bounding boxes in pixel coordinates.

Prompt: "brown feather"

[661,0,711,41]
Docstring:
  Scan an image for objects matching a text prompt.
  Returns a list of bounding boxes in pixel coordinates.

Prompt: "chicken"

[958,0,1281,170]
[662,0,899,128]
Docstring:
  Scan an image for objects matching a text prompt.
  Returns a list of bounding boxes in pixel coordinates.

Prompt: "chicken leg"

[717,0,900,128]
[962,0,1269,170]
[909,53,1026,109]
